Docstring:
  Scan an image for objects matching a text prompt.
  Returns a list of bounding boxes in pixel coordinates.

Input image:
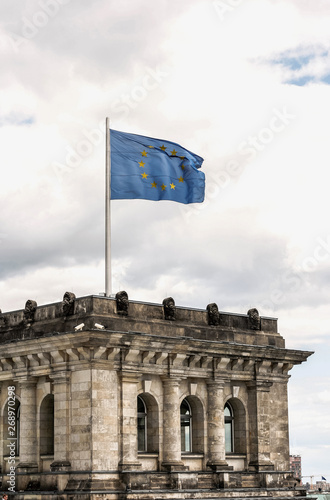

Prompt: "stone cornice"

[0,329,312,365]
[0,331,311,383]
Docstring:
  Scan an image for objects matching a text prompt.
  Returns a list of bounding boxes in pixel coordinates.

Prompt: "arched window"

[137,396,147,452]
[180,398,192,453]
[40,394,54,456]
[225,398,247,455]
[224,403,234,453]
[137,393,159,453]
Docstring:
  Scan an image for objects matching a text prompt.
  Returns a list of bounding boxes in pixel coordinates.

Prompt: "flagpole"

[105,117,111,297]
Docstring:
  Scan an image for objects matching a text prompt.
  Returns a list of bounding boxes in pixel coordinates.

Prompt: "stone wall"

[0,294,312,499]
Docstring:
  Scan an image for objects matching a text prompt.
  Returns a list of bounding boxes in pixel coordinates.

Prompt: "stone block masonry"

[0,293,312,499]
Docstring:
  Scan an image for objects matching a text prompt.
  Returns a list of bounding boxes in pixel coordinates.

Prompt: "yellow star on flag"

[148,145,154,148]
[170,183,175,190]
[161,184,166,191]
[151,181,157,188]
[178,176,184,183]
[160,145,166,151]
[181,164,185,170]
[139,161,145,168]
[179,156,185,160]
[170,149,177,156]
[142,172,148,179]
[141,150,148,157]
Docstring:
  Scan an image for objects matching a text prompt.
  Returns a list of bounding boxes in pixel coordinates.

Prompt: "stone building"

[0,293,312,499]
[290,455,302,481]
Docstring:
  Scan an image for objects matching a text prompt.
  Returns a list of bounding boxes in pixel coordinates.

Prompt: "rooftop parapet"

[0,293,283,347]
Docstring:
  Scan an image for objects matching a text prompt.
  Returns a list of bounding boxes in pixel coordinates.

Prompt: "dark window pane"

[224,403,233,453]
[180,399,192,452]
[137,396,147,452]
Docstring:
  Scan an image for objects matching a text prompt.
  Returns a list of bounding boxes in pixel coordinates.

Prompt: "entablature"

[0,328,312,383]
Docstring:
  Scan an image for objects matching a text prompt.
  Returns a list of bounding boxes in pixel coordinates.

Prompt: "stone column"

[206,380,229,470]
[119,373,141,471]
[247,381,274,471]
[0,384,2,473]
[16,378,38,470]
[161,377,185,471]
[15,377,38,492]
[49,371,71,470]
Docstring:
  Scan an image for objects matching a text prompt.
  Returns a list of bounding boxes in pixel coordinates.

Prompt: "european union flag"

[110,130,205,204]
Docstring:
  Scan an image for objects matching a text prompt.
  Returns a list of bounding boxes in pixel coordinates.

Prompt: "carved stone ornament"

[62,291,76,316]
[24,299,37,324]
[116,290,129,316]
[0,310,7,327]
[163,296,175,321]
[207,302,220,326]
[247,308,261,330]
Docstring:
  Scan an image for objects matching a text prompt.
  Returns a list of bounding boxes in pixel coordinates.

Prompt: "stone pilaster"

[161,377,185,471]
[49,371,71,470]
[15,377,38,492]
[91,368,119,471]
[247,380,274,471]
[270,380,290,470]
[69,369,92,471]
[16,378,38,470]
[119,372,141,471]
[206,380,229,470]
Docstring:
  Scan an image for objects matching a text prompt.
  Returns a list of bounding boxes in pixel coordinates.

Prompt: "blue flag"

[110,130,205,204]
[322,477,327,481]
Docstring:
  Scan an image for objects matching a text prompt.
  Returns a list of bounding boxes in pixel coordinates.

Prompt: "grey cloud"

[1,0,191,88]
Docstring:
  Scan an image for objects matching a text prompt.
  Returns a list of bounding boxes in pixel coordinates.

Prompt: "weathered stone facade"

[0,294,312,499]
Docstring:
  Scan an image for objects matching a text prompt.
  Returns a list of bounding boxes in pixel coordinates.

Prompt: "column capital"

[247,380,273,392]
[13,376,38,388]
[49,371,71,384]
[160,375,182,386]
[120,371,141,384]
[206,379,226,388]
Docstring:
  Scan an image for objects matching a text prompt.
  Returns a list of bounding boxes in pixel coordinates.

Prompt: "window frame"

[180,398,192,453]
[137,395,147,452]
[39,394,54,456]
[224,402,234,454]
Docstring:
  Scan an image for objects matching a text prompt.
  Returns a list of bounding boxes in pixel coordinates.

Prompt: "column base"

[16,463,39,491]
[249,460,274,472]
[207,460,233,471]
[214,471,231,489]
[50,461,71,491]
[16,462,38,472]
[50,460,71,472]
[161,461,188,471]
[118,461,141,471]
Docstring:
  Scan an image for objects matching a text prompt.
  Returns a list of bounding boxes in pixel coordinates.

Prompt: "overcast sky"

[1,0,329,482]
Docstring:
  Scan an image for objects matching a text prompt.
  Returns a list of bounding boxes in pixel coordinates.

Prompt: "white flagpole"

[105,117,111,296]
